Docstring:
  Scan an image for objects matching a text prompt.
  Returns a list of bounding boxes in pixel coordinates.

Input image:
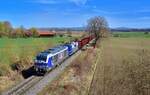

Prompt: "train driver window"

[64,50,67,57]
[52,54,58,63]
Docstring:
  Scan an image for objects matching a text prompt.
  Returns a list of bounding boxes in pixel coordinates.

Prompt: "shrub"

[9,31,17,38]
[113,34,119,37]
[29,27,39,37]
[10,47,33,71]
[0,64,10,76]
[67,31,72,37]
[59,34,64,37]
[0,32,2,38]
[144,32,149,35]
[0,21,13,37]
[13,26,26,38]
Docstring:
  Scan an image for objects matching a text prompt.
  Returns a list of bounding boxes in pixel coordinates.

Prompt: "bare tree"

[87,16,109,41]
[66,29,72,37]
[0,21,13,37]
[15,26,25,38]
[4,21,13,37]
[29,27,39,37]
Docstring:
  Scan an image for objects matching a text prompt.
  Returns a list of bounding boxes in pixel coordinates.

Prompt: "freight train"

[34,35,95,73]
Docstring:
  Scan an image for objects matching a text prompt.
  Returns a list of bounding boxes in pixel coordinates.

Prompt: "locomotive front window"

[36,55,47,62]
[64,50,67,57]
[52,54,58,63]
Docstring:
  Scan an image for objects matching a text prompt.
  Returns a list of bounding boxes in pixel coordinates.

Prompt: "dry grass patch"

[88,38,150,95]
[0,67,22,93]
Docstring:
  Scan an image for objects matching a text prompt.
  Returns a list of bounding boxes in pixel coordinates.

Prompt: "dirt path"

[87,47,104,95]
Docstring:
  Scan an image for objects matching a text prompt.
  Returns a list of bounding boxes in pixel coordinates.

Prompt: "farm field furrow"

[88,38,150,95]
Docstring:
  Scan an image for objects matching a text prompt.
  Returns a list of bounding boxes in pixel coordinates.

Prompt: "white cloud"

[28,0,88,5]
[29,0,62,4]
[69,0,88,5]
[93,8,150,15]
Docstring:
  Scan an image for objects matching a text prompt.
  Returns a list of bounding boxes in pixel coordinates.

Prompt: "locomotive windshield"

[36,55,47,62]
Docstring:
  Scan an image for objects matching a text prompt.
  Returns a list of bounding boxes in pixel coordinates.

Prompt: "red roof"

[38,30,56,36]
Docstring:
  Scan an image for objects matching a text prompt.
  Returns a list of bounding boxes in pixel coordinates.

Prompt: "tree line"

[0,16,110,39]
[0,21,39,38]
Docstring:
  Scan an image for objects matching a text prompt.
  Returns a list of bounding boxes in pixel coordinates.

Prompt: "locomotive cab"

[34,53,52,73]
[34,45,69,74]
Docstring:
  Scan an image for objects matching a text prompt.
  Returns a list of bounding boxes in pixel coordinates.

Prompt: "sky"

[0,0,150,28]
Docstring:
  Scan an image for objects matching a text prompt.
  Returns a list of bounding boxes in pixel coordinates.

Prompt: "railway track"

[2,50,81,95]
[2,76,43,95]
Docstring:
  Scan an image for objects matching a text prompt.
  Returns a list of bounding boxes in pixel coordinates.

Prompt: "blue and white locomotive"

[34,41,78,73]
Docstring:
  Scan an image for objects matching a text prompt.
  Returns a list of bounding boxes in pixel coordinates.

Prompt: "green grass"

[0,36,70,65]
[112,32,150,38]
[0,36,70,47]
[0,36,74,91]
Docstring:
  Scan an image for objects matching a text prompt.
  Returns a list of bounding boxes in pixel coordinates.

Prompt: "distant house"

[37,30,56,37]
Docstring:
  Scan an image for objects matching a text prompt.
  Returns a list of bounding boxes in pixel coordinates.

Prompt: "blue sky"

[0,0,150,28]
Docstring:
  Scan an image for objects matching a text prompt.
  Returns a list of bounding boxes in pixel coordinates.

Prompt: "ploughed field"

[88,38,150,95]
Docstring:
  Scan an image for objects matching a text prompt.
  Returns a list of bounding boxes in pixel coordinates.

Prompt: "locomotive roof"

[46,45,67,54]
[37,45,67,57]
[37,52,49,57]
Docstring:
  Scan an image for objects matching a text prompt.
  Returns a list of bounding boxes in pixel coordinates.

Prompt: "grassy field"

[0,36,72,92]
[0,36,70,64]
[1,31,150,93]
[0,36,71,76]
[112,32,150,38]
[89,38,150,95]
